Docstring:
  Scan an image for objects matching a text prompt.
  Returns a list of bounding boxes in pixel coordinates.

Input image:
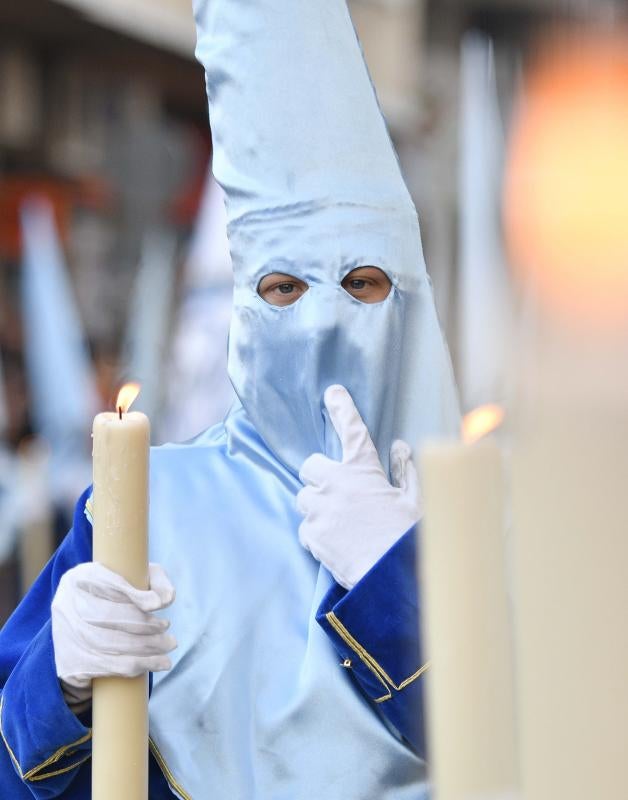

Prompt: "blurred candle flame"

[504,30,628,328]
[116,382,141,414]
[462,404,504,444]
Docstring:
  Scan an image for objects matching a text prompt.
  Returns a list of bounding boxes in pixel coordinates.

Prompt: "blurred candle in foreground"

[420,405,517,800]
[510,403,628,800]
[91,382,149,800]
[504,29,628,800]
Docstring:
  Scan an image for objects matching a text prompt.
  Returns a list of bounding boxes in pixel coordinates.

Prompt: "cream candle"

[511,403,628,800]
[420,407,517,800]
[91,382,150,800]
[504,32,628,799]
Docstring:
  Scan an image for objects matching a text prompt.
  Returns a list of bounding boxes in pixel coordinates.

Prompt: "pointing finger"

[323,385,377,464]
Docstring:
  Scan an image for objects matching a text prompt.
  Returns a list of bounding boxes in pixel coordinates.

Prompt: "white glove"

[52,562,177,709]
[297,384,421,590]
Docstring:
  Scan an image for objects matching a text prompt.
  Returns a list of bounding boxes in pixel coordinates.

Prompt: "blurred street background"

[0,0,620,619]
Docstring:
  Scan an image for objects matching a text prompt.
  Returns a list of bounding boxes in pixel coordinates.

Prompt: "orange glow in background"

[504,31,628,328]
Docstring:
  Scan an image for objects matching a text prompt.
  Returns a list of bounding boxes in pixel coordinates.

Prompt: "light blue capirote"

[196,0,460,476]
[147,0,459,798]
[20,197,97,510]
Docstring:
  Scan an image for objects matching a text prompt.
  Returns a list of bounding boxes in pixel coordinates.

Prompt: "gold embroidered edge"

[0,694,92,781]
[28,755,92,781]
[325,612,430,701]
[149,736,193,800]
[325,614,391,701]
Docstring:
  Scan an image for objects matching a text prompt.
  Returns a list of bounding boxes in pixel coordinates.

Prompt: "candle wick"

[118,406,123,420]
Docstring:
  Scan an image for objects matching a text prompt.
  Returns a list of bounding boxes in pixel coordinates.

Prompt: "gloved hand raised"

[297,384,421,590]
[51,561,176,709]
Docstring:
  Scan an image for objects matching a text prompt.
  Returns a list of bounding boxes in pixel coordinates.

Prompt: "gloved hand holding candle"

[51,561,176,709]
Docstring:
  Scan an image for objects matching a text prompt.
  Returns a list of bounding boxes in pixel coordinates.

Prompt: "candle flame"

[462,404,504,444]
[116,382,141,414]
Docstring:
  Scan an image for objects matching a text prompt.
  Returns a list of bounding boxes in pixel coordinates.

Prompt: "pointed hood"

[193,0,459,473]
[194,0,421,286]
[160,171,235,442]
[20,196,97,504]
[186,169,232,288]
[458,32,510,413]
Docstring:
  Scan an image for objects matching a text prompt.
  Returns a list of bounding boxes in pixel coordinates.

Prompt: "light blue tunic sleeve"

[316,525,428,758]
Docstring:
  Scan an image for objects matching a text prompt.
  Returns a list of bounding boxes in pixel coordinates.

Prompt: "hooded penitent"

[196,0,459,475]
[146,2,459,798]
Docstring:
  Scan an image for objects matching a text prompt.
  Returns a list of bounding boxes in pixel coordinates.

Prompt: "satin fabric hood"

[193,0,460,474]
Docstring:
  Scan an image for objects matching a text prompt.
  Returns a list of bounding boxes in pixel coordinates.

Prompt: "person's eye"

[258,273,309,306]
[341,267,392,304]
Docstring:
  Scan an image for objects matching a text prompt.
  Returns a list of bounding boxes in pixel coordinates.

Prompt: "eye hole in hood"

[341,266,392,303]
[258,273,309,306]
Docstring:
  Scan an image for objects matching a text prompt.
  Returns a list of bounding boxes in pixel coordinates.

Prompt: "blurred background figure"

[123,227,179,426]
[457,31,510,414]
[159,170,235,444]
[20,195,98,515]
[0,0,624,625]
